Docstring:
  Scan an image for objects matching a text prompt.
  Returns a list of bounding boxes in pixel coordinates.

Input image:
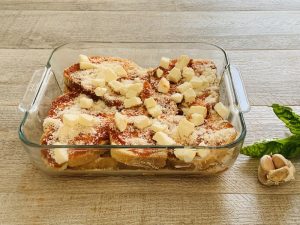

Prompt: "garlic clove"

[272,154,288,169]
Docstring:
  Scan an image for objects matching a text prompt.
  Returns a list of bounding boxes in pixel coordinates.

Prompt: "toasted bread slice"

[72,156,118,170]
[41,92,113,169]
[109,121,167,169]
[64,56,148,109]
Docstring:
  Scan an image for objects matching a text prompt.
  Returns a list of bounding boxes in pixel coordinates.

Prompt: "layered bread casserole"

[41,54,237,172]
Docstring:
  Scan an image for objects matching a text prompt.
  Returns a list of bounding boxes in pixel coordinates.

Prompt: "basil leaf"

[272,104,300,135]
[241,135,300,159]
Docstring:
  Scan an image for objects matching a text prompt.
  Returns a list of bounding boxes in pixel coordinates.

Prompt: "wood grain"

[0,192,299,225]
[1,49,300,106]
[1,0,300,11]
[0,11,300,50]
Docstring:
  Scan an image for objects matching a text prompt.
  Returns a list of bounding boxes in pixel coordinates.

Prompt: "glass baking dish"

[18,42,250,176]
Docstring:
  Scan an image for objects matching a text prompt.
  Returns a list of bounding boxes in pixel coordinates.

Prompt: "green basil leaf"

[241,135,300,159]
[272,104,300,135]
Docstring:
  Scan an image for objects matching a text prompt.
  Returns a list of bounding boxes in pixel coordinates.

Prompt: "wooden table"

[1,1,300,224]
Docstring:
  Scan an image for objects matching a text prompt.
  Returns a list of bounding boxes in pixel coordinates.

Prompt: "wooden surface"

[1,1,300,224]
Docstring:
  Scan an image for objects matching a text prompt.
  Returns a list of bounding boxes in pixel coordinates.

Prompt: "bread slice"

[41,92,113,169]
[72,156,118,170]
[109,122,167,169]
[64,56,148,108]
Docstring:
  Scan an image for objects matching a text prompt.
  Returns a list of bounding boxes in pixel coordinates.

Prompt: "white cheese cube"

[63,114,79,127]
[156,68,163,78]
[214,102,230,120]
[153,131,176,145]
[174,148,196,163]
[79,96,93,109]
[134,116,152,129]
[144,97,157,109]
[159,57,170,69]
[79,54,90,63]
[187,105,207,117]
[190,113,204,126]
[125,83,143,98]
[190,76,209,90]
[51,148,69,164]
[182,67,195,81]
[94,87,107,97]
[113,64,127,77]
[167,67,182,83]
[183,88,196,103]
[150,121,168,132]
[178,118,195,139]
[197,149,210,158]
[78,114,94,127]
[124,97,142,108]
[157,77,170,93]
[175,55,190,69]
[171,93,183,103]
[177,82,192,93]
[114,112,127,132]
[108,80,124,93]
[147,105,162,118]
[103,67,118,82]
[80,62,99,70]
[91,78,105,87]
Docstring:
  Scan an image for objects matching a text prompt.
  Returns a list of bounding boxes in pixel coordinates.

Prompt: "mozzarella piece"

[51,147,69,164]
[159,57,170,69]
[134,115,152,129]
[95,87,107,96]
[156,68,163,78]
[125,83,143,98]
[187,105,207,117]
[182,67,195,81]
[171,93,183,103]
[150,121,168,132]
[190,76,209,90]
[214,102,230,119]
[178,118,195,139]
[190,113,204,126]
[80,62,99,70]
[174,148,196,163]
[78,114,94,126]
[63,114,79,127]
[167,67,182,83]
[177,82,192,93]
[157,77,170,93]
[124,97,142,108]
[147,105,162,118]
[79,96,93,109]
[175,55,190,69]
[108,80,125,93]
[79,54,90,63]
[153,131,176,145]
[113,64,127,77]
[114,112,127,132]
[91,78,105,87]
[197,149,210,158]
[183,88,196,103]
[96,67,118,82]
[144,97,157,109]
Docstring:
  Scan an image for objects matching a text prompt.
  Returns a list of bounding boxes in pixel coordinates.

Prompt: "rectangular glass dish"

[19,42,250,176]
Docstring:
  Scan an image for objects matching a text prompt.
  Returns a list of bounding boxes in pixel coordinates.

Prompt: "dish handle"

[18,68,47,113]
[229,65,251,113]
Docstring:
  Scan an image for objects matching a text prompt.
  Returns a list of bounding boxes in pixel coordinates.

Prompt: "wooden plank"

[1,106,300,196]
[0,11,300,50]
[0,49,300,106]
[0,192,299,225]
[1,0,300,11]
